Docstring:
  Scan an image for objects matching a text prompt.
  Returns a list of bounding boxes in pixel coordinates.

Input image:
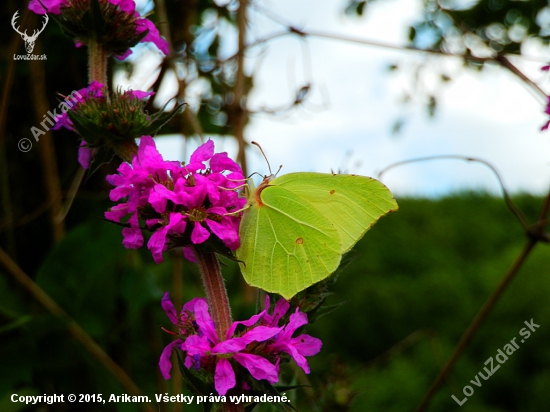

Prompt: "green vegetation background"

[2,193,549,412]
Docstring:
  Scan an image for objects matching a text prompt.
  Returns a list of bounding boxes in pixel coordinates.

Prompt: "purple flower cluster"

[53,81,105,132]
[160,293,322,396]
[28,0,169,58]
[105,137,246,263]
[52,81,154,168]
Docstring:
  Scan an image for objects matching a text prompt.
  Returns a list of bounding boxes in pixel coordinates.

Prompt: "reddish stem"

[193,248,233,341]
[192,248,243,412]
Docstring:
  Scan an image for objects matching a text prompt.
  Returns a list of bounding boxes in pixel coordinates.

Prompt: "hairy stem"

[111,139,139,163]
[192,249,243,412]
[88,37,108,86]
[193,248,232,341]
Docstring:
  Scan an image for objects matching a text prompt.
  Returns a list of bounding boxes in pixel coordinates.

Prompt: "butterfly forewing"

[274,173,398,253]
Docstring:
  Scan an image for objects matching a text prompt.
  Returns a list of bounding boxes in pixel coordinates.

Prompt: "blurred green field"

[1,193,549,412]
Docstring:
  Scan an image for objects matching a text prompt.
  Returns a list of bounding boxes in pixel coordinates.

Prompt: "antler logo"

[11,11,49,54]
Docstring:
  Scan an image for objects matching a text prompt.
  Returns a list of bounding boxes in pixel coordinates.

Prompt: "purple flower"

[29,0,130,14]
[28,0,169,57]
[52,81,105,132]
[159,294,323,396]
[135,18,169,55]
[261,295,322,374]
[105,137,246,263]
[160,294,281,396]
[28,0,67,14]
[159,293,205,380]
[268,309,322,374]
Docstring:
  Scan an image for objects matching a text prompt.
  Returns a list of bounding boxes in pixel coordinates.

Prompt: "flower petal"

[193,299,218,344]
[215,358,236,396]
[184,335,212,356]
[210,152,242,173]
[290,334,322,357]
[159,340,181,379]
[29,0,65,14]
[241,326,283,344]
[212,337,248,354]
[161,292,178,324]
[183,247,197,263]
[191,222,210,244]
[77,142,92,169]
[136,18,169,55]
[187,139,214,171]
[233,353,279,383]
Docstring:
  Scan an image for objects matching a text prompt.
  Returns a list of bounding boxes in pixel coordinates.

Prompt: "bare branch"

[378,154,529,230]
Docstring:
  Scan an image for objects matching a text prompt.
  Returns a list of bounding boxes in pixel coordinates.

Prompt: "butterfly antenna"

[251,141,273,175]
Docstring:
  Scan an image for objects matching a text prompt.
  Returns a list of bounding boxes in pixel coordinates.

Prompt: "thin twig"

[56,166,85,223]
[0,3,30,258]
[496,55,547,102]
[153,0,204,143]
[216,30,291,66]
[415,183,550,411]
[29,41,66,241]
[0,247,156,412]
[377,154,530,231]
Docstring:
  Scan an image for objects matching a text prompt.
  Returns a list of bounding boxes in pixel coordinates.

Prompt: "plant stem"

[193,248,233,341]
[111,139,139,163]
[192,248,243,412]
[88,37,108,86]
[30,41,65,242]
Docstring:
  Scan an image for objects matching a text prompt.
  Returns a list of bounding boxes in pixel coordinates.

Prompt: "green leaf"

[86,146,115,181]
[175,351,213,412]
[0,316,32,335]
[67,110,119,146]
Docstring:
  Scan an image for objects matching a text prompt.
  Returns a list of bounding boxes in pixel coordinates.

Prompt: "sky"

[120,0,550,197]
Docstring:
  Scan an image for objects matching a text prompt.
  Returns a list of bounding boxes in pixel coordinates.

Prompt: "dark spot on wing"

[296,237,304,244]
[330,190,335,194]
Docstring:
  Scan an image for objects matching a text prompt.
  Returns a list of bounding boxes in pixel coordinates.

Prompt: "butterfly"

[236,146,398,299]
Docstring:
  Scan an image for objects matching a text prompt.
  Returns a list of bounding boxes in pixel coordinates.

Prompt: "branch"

[415,182,550,411]
[377,154,529,231]
[496,55,547,101]
[415,238,537,411]
[29,42,66,241]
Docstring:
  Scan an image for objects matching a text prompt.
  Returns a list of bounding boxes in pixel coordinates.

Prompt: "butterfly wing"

[274,172,398,253]
[237,184,341,299]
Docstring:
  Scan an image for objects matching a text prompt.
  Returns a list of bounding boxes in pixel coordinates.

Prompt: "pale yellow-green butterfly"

[236,143,398,299]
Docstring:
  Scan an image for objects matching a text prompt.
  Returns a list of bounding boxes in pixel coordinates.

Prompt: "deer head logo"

[11,11,49,54]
